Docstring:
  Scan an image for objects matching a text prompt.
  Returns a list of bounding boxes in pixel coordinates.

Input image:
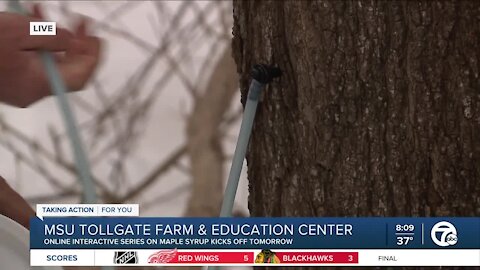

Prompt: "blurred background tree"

[0,0,247,225]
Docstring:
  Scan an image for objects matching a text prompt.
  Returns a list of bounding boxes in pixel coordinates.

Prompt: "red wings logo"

[148,249,178,263]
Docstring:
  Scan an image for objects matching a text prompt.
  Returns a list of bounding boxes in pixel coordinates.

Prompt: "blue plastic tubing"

[9,3,268,270]
[208,80,264,270]
[220,79,264,217]
[8,0,97,204]
[9,1,105,268]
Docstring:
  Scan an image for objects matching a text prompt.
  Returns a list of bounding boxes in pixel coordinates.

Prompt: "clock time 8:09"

[396,224,414,232]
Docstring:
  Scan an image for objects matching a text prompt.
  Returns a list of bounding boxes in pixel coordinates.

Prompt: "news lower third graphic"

[30,204,480,267]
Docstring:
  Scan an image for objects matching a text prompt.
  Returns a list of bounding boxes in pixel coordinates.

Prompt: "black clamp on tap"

[251,64,282,84]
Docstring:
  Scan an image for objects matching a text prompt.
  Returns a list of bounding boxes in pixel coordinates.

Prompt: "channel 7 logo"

[430,221,458,247]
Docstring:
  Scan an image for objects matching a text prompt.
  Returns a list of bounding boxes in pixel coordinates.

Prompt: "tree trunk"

[232,0,479,269]
[185,46,238,218]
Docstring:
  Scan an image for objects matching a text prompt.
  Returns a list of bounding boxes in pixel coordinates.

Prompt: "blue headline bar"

[30,217,479,249]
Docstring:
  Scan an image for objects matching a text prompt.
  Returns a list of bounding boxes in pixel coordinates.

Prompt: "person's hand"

[0,176,35,230]
[0,5,101,107]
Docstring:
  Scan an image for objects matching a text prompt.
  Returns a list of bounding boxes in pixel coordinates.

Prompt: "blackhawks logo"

[255,249,280,263]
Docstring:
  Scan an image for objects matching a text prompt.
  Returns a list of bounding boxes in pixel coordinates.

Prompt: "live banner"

[30,217,480,267]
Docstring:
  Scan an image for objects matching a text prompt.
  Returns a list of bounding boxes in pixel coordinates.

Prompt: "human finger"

[18,27,73,51]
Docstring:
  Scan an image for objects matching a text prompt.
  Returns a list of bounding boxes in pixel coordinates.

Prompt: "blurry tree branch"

[0,119,111,196]
[117,145,187,203]
[184,46,238,217]
[0,1,239,219]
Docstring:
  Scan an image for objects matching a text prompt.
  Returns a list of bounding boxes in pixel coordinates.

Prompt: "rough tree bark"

[232,0,479,269]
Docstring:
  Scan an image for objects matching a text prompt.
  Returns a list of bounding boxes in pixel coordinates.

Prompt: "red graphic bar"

[275,252,358,264]
[170,251,254,264]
